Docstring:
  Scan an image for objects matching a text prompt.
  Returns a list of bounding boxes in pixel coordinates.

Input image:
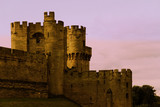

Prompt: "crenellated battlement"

[11,21,43,31]
[0,46,43,56]
[98,69,132,79]
[66,25,86,32]
[55,20,64,29]
[67,52,91,61]
[0,47,46,64]
[44,11,55,21]
[11,21,27,29]
[28,22,43,28]
[85,46,92,56]
[65,69,132,80]
[64,69,132,107]
[7,11,133,106]
[57,20,64,26]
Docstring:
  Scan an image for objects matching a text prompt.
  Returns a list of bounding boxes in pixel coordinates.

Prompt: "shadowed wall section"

[0,47,48,98]
[11,22,28,51]
[64,69,132,107]
[2,11,132,107]
[66,26,91,72]
[27,23,44,53]
[44,12,66,96]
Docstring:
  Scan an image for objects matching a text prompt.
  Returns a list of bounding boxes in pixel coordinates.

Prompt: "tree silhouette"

[132,85,156,106]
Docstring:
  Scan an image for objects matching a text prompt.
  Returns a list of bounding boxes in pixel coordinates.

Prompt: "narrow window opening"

[76,53,79,60]
[69,54,71,60]
[126,82,128,88]
[126,93,129,99]
[32,32,44,44]
[107,89,112,94]
[83,40,85,47]
[90,96,92,101]
[36,38,40,43]
[72,53,75,60]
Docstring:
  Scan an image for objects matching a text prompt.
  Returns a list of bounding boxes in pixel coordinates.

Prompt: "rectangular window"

[126,82,128,88]
[83,40,85,47]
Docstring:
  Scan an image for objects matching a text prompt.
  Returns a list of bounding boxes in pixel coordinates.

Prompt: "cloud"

[0,36,11,48]
[1,35,160,95]
[88,39,160,95]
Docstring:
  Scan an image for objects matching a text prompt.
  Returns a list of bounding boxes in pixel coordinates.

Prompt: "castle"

[0,11,132,107]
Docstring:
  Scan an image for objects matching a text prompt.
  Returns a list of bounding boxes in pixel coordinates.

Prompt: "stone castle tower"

[66,26,91,72]
[11,12,66,96]
[0,11,133,107]
[11,12,92,96]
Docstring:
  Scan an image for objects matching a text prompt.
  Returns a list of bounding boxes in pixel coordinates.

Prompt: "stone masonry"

[0,11,132,107]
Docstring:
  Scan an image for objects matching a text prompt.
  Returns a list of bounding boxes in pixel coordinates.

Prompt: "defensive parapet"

[0,46,48,98]
[65,69,132,80]
[11,21,27,29]
[27,22,44,53]
[44,11,55,22]
[66,25,86,32]
[44,11,66,96]
[8,11,132,106]
[56,20,64,26]
[28,22,43,35]
[66,25,91,72]
[44,11,65,28]
[64,69,132,107]
[0,46,46,64]
[11,21,28,51]
[66,25,86,53]
[11,21,45,53]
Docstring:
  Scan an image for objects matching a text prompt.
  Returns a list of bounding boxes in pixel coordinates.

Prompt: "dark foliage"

[132,85,157,106]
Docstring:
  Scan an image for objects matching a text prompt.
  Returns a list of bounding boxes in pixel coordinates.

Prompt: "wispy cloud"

[88,39,160,95]
[0,36,11,48]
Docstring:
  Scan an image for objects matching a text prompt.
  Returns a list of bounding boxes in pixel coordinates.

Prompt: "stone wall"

[11,21,28,51]
[0,47,48,98]
[66,25,91,72]
[44,11,66,96]
[0,79,47,98]
[8,11,133,107]
[27,22,45,53]
[64,69,132,107]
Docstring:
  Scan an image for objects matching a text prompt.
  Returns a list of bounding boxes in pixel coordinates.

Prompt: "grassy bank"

[0,98,81,107]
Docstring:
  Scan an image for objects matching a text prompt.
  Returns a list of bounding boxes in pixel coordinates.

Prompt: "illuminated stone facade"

[0,11,132,107]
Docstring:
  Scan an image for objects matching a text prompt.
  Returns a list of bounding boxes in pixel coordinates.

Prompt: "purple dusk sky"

[0,0,160,95]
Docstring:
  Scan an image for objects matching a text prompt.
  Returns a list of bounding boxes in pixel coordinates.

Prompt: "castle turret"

[27,22,44,54]
[66,25,92,72]
[44,11,66,96]
[11,21,28,51]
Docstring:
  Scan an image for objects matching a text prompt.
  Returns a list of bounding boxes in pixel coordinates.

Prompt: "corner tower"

[11,21,28,51]
[66,25,92,72]
[44,12,66,96]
